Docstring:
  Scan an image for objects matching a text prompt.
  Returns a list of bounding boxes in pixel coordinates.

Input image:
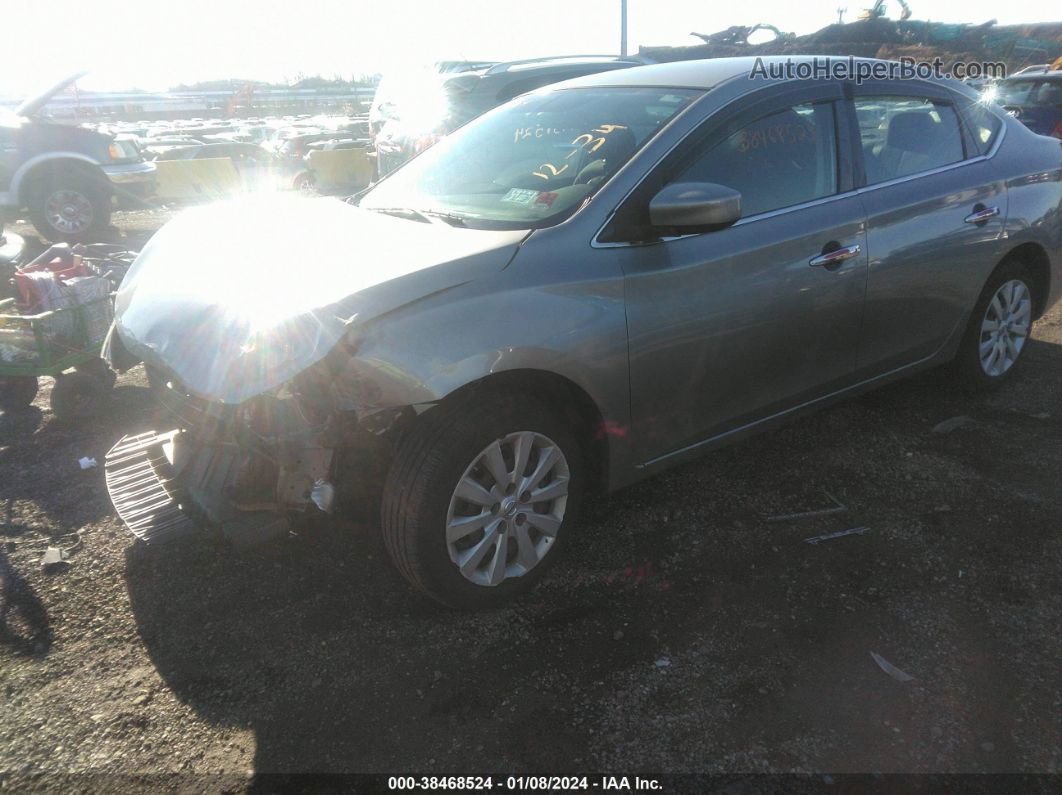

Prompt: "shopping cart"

[0,243,135,421]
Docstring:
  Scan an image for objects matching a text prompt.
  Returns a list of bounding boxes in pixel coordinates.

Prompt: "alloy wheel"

[980,279,1032,377]
[44,189,94,235]
[445,431,570,587]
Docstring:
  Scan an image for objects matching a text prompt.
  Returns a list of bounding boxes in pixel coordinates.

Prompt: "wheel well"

[17,159,109,206]
[436,369,611,494]
[1004,242,1051,318]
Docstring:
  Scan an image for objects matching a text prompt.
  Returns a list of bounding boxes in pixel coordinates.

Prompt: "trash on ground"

[803,526,870,545]
[870,651,915,682]
[932,415,972,434]
[655,657,671,668]
[767,492,846,522]
[78,456,97,470]
[41,546,68,568]
[310,479,335,513]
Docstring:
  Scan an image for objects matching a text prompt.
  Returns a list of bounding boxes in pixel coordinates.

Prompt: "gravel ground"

[1,213,1061,787]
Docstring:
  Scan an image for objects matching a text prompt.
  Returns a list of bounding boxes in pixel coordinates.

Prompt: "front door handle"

[964,205,1000,225]
[809,244,861,269]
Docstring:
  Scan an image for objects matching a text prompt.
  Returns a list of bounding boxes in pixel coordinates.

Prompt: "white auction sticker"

[500,188,539,205]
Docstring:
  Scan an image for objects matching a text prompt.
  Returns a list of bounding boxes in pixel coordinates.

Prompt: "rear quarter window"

[961,101,1003,156]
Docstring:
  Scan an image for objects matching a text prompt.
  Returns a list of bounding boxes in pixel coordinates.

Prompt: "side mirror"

[649,182,741,232]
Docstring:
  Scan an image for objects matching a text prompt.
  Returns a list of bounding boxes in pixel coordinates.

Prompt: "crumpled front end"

[104,354,380,547]
[100,194,526,546]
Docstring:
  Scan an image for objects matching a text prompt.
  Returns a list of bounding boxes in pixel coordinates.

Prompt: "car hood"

[114,194,526,404]
[16,70,88,118]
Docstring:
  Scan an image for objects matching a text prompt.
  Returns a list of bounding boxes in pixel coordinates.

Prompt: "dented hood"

[114,194,525,404]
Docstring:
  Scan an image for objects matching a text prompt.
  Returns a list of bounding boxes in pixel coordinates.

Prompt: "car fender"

[337,275,636,487]
[997,124,1062,311]
[12,152,104,204]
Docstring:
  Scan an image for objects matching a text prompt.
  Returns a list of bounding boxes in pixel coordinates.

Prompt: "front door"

[616,94,869,463]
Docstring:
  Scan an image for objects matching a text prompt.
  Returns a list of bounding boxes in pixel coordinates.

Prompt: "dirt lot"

[1,212,1061,787]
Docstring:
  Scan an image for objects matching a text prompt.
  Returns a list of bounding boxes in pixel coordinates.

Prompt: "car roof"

[554,56,922,91]
[1001,72,1062,82]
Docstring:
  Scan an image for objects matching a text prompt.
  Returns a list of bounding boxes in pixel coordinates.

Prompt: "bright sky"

[3,0,1057,95]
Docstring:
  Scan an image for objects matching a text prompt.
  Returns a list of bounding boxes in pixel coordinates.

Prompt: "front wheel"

[27,171,112,243]
[381,394,584,608]
[953,258,1036,389]
[292,171,316,193]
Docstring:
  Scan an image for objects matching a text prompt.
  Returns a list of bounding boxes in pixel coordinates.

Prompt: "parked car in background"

[1012,64,1050,76]
[0,73,157,241]
[139,137,208,159]
[233,125,273,144]
[371,54,649,177]
[153,141,314,191]
[103,57,1061,607]
[275,132,341,160]
[991,73,1062,138]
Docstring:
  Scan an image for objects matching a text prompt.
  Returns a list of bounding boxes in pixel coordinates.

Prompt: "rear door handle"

[964,206,1000,225]
[809,244,861,269]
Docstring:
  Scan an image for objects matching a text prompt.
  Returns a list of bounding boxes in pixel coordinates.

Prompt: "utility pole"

[620,0,628,56]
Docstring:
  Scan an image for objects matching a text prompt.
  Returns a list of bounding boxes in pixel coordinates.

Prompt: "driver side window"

[673,102,839,217]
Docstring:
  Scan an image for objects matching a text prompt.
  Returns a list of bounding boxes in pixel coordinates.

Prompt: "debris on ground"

[870,651,915,682]
[767,492,847,522]
[803,526,871,545]
[655,657,671,668]
[40,547,68,569]
[932,416,972,434]
[78,457,98,469]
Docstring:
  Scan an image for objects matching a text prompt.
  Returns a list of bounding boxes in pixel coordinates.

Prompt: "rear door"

[609,84,870,463]
[850,83,1009,375]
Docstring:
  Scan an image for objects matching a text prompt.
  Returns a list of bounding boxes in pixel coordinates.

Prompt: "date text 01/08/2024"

[386,776,663,790]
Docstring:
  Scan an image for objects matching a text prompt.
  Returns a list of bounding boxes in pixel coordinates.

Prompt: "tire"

[952,258,1037,390]
[0,376,39,413]
[50,371,107,421]
[144,364,170,403]
[27,171,112,243]
[381,392,584,608]
[75,358,117,390]
[293,171,316,193]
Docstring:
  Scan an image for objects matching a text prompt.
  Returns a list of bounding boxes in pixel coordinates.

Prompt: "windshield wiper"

[366,207,433,224]
[366,206,470,227]
[419,209,469,227]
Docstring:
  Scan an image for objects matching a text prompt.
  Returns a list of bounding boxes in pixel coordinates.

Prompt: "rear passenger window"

[855,96,964,185]
[674,102,838,217]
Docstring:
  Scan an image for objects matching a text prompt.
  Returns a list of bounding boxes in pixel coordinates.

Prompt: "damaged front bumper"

[105,425,335,548]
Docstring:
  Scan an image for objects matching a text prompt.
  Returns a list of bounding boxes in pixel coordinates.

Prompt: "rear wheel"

[381,393,584,608]
[953,258,1036,389]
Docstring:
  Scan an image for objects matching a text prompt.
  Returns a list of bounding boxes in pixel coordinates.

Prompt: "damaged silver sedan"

[103,58,1062,607]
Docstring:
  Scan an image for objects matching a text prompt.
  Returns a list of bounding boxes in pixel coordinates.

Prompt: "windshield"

[360,86,700,229]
